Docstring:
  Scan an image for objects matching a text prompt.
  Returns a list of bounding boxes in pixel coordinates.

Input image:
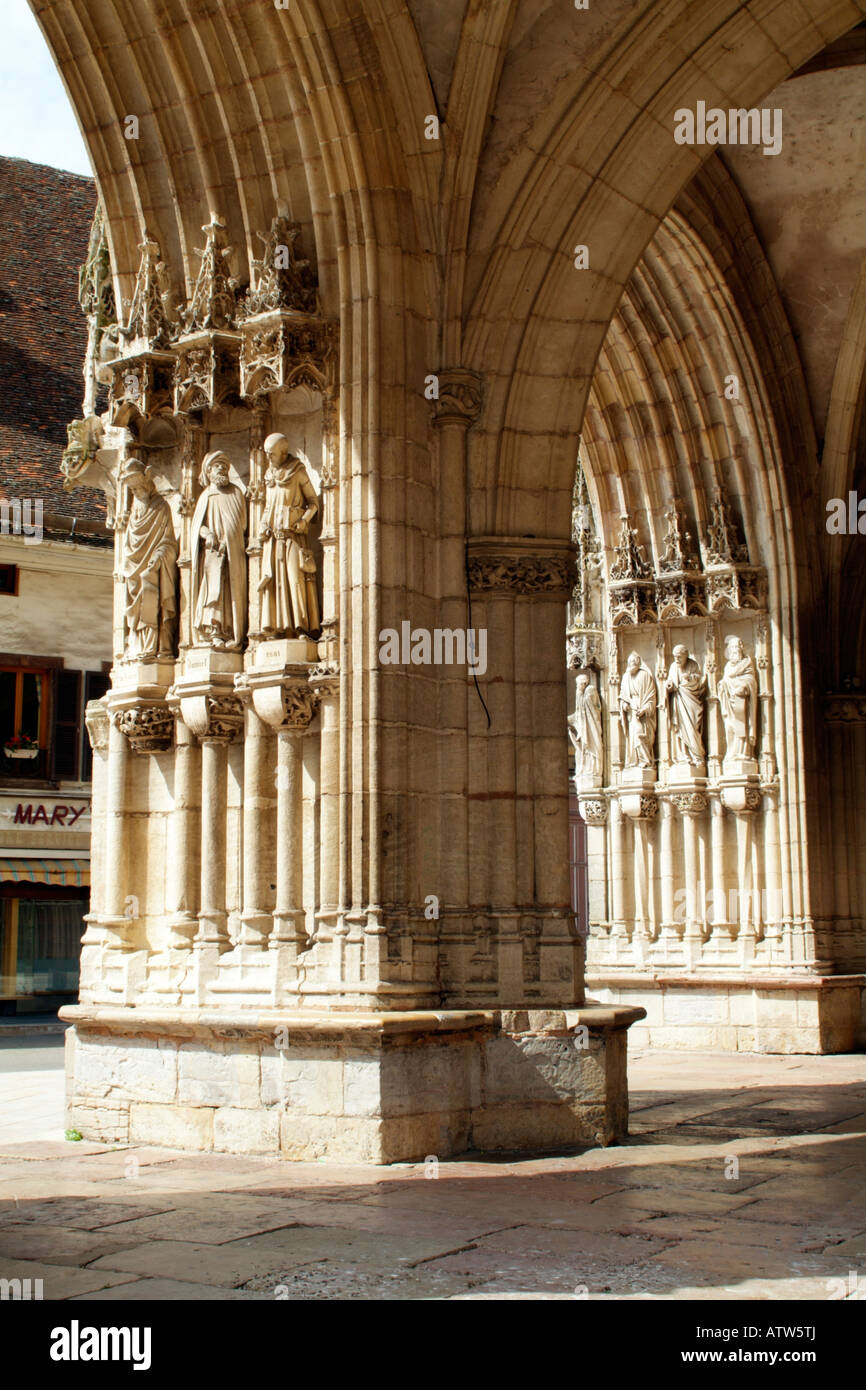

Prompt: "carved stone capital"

[719,780,762,815]
[430,367,483,427]
[467,537,576,595]
[672,791,708,816]
[252,678,320,732]
[578,797,608,825]
[112,702,174,754]
[619,791,659,820]
[176,691,244,743]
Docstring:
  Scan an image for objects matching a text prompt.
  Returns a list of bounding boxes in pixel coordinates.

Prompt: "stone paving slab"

[0,1047,864,1299]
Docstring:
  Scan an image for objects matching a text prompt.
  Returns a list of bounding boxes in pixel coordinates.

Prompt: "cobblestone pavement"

[0,1047,864,1300]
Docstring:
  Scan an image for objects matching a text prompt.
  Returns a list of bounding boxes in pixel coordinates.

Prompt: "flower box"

[3,745,39,760]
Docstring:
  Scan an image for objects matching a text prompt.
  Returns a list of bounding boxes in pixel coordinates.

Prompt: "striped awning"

[0,857,90,887]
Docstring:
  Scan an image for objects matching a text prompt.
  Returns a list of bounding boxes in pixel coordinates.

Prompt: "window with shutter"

[51,670,82,781]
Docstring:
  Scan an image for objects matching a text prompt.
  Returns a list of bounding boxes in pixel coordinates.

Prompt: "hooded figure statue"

[189,451,247,650]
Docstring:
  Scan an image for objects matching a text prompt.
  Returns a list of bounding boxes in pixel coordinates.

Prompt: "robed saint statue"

[190,451,247,650]
[257,432,320,638]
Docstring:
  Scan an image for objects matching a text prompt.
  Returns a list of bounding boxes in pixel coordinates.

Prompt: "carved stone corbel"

[429,368,483,428]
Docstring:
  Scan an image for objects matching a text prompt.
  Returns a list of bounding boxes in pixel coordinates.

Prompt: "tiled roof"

[0,156,106,522]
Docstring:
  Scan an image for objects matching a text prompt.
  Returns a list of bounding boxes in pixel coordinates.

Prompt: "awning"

[0,857,90,887]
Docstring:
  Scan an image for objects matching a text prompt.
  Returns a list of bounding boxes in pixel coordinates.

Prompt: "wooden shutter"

[51,670,82,781]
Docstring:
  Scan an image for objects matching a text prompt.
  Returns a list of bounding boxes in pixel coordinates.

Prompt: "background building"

[0,156,111,1018]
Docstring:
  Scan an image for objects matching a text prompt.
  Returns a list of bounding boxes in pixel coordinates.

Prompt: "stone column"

[80,702,110,995]
[239,705,272,946]
[198,736,229,948]
[659,797,676,940]
[313,677,340,943]
[675,790,708,966]
[431,370,483,988]
[167,716,200,946]
[102,713,132,945]
[462,536,581,1007]
[249,675,320,996]
[175,689,244,997]
[710,794,727,936]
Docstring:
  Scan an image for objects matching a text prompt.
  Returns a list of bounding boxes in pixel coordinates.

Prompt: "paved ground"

[0,1043,864,1300]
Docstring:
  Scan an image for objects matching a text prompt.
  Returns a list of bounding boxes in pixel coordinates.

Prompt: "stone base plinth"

[586,973,866,1053]
[59,1003,645,1162]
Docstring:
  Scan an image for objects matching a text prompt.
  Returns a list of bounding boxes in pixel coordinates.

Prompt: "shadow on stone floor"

[0,1074,864,1300]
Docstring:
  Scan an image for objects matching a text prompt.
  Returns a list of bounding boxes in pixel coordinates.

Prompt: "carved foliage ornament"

[202,695,244,742]
[468,551,576,595]
[579,798,608,825]
[113,704,174,753]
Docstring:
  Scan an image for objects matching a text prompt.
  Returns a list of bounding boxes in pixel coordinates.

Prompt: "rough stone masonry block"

[129,1100,214,1150]
[483,1034,607,1107]
[380,1040,481,1117]
[214,1106,280,1154]
[73,1033,178,1103]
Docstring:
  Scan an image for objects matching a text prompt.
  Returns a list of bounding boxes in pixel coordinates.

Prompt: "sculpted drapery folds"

[568,673,603,782]
[719,636,759,761]
[666,644,706,765]
[619,652,658,769]
[120,459,178,660]
[190,451,247,650]
[257,432,320,639]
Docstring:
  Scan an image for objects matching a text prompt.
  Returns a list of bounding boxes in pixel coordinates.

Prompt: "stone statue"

[619,652,657,768]
[120,459,178,660]
[666,644,706,765]
[190,451,247,650]
[257,433,320,638]
[718,635,758,761]
[568,673,603,783]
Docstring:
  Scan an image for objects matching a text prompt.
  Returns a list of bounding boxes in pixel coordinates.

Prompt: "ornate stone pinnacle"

[658,498,700,574]
[243,215,318,318]
[121,233,174,349]
[179,214,239,334]
[609,517,652,581]
[702,483,749,566]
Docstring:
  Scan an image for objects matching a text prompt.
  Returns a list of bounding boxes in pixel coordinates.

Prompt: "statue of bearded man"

[619,652,657,769]
[190,451,247,650]
[718,635,759,761]
[120,459,178,660]
[257,433,320,638]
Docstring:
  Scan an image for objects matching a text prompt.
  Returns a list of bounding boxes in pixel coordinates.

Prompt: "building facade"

[0,157,111,1016]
